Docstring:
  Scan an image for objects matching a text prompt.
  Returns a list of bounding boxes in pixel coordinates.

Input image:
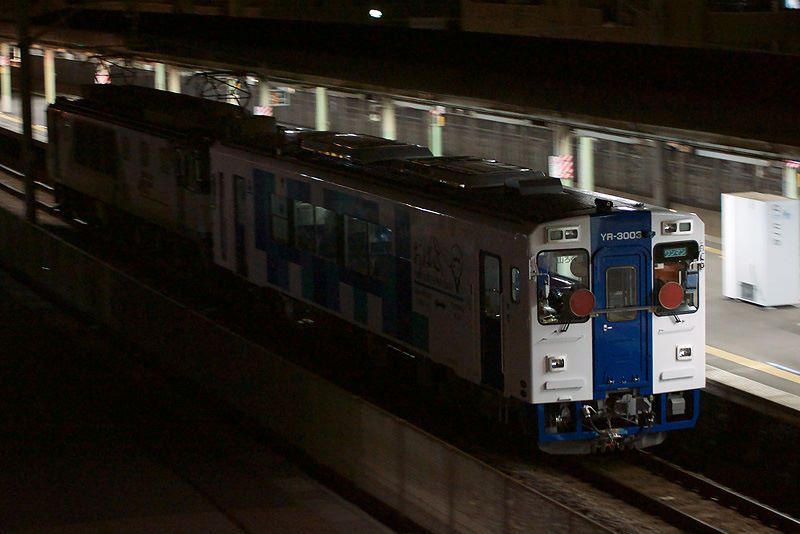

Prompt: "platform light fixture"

[369,9,383,19]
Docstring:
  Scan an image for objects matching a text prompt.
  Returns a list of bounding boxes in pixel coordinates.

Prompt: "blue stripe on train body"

[251,168,426,351]
[590,210,653,397]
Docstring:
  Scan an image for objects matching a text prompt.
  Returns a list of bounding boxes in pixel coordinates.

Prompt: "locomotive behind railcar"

[47,86,705,453]
[46,84,274,245]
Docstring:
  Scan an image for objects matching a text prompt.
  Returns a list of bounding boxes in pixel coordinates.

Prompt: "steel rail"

[634,450,800,532]
[564,456,727,534]
[0,164,59,216]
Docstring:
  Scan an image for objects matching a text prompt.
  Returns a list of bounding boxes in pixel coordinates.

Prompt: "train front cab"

[534,208,705,454]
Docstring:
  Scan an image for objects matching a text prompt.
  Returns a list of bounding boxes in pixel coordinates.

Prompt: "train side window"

[344,216,369,275]
[293,201,316,253]
[271,194,290,244]
[315,206,339,262]
[192,153,210,194]
[536,249,590,325]
[74,120,117,176]
[653,241,700,315]
[369,222,393,285]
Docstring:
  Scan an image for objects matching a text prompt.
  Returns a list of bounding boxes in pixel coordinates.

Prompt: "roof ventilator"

[300,132,432,164]
[505,172,563,195]
[394,156,562,193]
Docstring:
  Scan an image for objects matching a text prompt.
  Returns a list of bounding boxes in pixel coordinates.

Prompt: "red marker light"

[658,281,684,310]
[569,288,595,317]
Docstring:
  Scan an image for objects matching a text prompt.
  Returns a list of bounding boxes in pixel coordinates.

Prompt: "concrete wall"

[0,207,604,533]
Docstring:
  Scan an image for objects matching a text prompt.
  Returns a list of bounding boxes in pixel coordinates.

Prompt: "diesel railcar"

[48,86,706,453]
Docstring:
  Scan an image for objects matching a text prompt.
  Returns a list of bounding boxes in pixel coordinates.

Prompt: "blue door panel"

[591,212,653,398]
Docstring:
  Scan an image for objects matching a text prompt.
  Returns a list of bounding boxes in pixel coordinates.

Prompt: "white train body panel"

[529,215,595,404]
[210,134,707,453]
[650,211,706,395]
[211,144,539,392]
[51,114,210,239]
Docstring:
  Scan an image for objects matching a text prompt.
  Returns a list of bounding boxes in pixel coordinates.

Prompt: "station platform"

[0,270,393,533]
[2,92,800,426]
[635,196,800,422]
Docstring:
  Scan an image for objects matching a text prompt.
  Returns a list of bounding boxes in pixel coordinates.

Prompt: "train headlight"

[547,226,580,242]
[547,355,566,372]
[676,345,692,361]
[661,219,693,235]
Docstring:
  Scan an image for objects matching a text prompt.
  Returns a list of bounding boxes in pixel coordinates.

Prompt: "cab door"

[480,251,504,390]
[592,245,651,395]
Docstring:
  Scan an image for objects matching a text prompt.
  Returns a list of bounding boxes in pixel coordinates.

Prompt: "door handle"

[603,324,613,332]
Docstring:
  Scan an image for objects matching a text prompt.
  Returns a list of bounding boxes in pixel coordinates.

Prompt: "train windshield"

[536,249,590,324]
[653,241,700,315]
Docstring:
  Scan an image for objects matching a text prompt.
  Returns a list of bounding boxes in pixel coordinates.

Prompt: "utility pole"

[17,0,36,224]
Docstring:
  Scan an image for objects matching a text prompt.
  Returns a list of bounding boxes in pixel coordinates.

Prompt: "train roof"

[226,130,644,227]
[51,85,276,139]
[298,132,433,164]
[392,157,632,224]
[53,88,648,227]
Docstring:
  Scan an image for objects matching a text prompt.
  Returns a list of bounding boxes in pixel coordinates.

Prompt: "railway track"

[0,162,60,216]
[558,449,800,533]
[2,158,800,533]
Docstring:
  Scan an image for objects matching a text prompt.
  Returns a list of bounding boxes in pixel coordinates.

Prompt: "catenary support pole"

[578,136,595,191]
[651,140,667,207]
[381,97,396,140]
[784,164,798,199]
[315,86,329,131]
[552,124,573,187]
[429,106,444,156]
[44,48,56,104]
[1,42,12,113]
[154,62,166,90]
[167,66,181,93]
[17,0,36,224]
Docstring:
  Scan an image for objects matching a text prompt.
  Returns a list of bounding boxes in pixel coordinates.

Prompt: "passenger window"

[653,241,700,315]
[344,216,369,274]
[293,201,316,253]
[536,249,590,324]
[315,206,339,262]
[606,266,637,322]
[192,153,210,194]
[344,216,393,282]
[369,223,393,284]
[271,194,290,244]
[74,120,117,176]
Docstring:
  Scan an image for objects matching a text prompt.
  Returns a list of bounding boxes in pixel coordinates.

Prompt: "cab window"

[653,241,700,315]
[536,249,590,324]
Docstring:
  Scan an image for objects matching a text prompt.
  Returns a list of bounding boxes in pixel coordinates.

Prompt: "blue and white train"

[48,85,705,453]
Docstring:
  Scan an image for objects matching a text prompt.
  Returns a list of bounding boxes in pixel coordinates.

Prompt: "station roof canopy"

[2,13,799,156]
